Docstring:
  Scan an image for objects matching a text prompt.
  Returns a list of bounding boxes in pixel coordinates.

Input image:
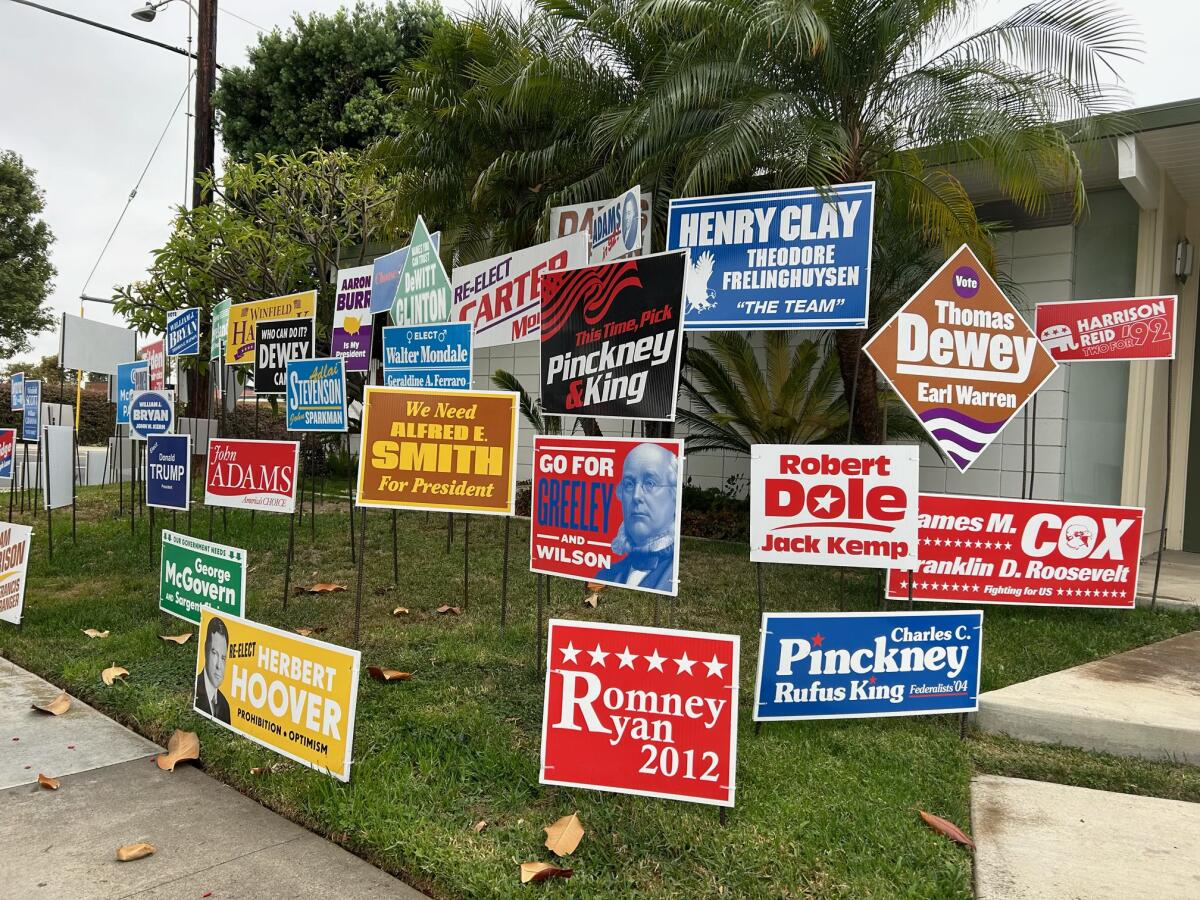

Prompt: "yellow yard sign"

[225,290,317,366]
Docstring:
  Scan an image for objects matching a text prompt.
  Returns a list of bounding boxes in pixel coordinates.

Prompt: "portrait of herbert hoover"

[195,616,231,724]
[595,442,678,592]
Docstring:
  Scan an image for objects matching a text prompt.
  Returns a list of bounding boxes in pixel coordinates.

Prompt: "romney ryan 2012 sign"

[864,245,1056,473]
[285,358,347,432]
[1035,295,1177,362]
[887,494,1143,609]
[205,438,299,514]
[754,611,982,721]
[751,445,918,570]
[160,529,245,625]
[540,619,740,807]
[666,182,874,330]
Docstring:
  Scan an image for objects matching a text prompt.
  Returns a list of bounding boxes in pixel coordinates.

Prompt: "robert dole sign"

[146,434,191,510]
[887,494,1143,609]
[666,182,874,330]
[451,233,588,348]
[382,324,472,390]
[0,522,33,625]
[540,250,687,421]
[356,386,518,515]
[540,619,739,807]
[194,608,361,782]
[332,264,373,371]
[751,446,918,570]
[753,611,982,721]
[1035,295,1177,362]
[864,245,1056,473]
[286,358,347,432]
[205,438,299,514]
[160,529,246,625]
[531,437,684,596]
[225,290,316,366]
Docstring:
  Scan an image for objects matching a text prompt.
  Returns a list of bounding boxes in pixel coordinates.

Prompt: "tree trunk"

[833,329,881,443]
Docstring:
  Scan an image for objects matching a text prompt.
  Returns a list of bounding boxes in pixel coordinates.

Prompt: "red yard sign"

[887,494,1143,609]
[204,438,299,514]
[140,339,166,390]
[540,619,739,807]
[1034,295,1177,362]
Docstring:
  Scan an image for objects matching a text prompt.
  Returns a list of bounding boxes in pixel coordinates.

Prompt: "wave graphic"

[920,407,1006,470]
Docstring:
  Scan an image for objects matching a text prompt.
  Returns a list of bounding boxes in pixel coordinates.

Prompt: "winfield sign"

[886,494,1143,609]
[864,245,1056,472]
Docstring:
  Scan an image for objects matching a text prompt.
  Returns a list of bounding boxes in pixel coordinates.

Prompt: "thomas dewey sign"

[160,529,245,624]
[194,608,361,782]
[753,611,982,721]
[540,619,739,807]
[666,182,874,330]
[356,387,518,515]
[531,436,684,596]
[887,494,1144,609]
[864,245,1056,473]
[254,317,315,396]
[751,446,918,570]
[0,521,33,625]
[205,438,299,514]
[1035,295,1177,362]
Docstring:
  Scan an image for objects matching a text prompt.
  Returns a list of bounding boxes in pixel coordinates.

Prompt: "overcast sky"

[1,0,1194,363]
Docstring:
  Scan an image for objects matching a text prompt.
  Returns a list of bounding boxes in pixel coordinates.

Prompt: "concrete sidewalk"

[0,656,424,899]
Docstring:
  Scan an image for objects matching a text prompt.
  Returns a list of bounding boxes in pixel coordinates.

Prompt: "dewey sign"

[864,245,1056,472]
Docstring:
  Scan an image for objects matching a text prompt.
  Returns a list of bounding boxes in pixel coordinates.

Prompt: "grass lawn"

[3,483,1198,898]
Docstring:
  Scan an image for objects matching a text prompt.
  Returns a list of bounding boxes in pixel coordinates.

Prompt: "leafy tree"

[214,1,443,162]
[0,150,56,357]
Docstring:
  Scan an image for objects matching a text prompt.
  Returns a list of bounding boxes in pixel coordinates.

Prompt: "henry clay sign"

[863,245,1056,472]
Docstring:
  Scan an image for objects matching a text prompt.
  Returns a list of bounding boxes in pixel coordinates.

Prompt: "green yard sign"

[389,215,452,326]
[159,529,246,625]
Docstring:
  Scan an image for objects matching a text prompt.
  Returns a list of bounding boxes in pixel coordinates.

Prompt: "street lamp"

[130,0,199,23]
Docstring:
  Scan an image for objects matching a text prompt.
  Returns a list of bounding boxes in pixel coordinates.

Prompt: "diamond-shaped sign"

[863,244,1056,472]
[390,215,452,326]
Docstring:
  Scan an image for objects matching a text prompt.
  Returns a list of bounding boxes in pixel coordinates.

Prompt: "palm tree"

[492,369,563,434]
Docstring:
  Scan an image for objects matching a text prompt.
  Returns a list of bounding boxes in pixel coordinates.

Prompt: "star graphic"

[588,643,609,667]
[869,676,876,684]
[812,490,837,514]
[616,646,638,669]
[674,652,696,675]
[812,633,824,647]
[703,654,727,679]
[644,649,666,672]
[560,642,581,664]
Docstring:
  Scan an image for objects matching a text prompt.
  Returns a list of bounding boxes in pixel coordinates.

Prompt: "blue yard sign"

[129,390,175,440]
[666,182,875,330]
[146,433,191,510]
[10,372,24,411]
[381,324,472,390]
[285,357,348,432]
[21,380,42,442]
[370,231,442,315]
[753,610,982,721]
[166,307,201,356]
[115,360,150,425]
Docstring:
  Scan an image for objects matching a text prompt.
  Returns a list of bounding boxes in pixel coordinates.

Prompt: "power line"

[79,70,197,299]
[219,4,264,32]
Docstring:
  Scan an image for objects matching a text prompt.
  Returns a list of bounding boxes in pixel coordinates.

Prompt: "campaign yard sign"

[381,324,472,390]
[356,386,518,515]
[254,318,315,396]
[886,494,1143,609]
[194,608,361,782]
[751,445,919,570]
[390,216,452,326]
[10,373,23,411]
[863,245,1057,473]
[451,233,589,348]
[166,307,201,356]
[0,522,33,625]
[41,426,74,510]
[540,250,687,422]
[1035,295,1177,362]
[115,360,150,425]
[160,529,244,624]
[666,182,875,331]
[753,611,983,721]
[225,290,317,366]
[128,390,175,440]
[210,298,231,360]
[140,339,166,390]
[551,191,653,257]
[531,436,684,596]
[540,619,740,807]
[21,380,41,442]
[590,185,642,264]
[147,434,191,510]
[0,429,14,479]
[205,438,300,514]
[286,358,347,432]
[332,264,373,370]
[370,232,442,316]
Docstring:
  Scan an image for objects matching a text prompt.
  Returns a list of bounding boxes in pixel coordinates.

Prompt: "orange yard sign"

[356,387,519,515]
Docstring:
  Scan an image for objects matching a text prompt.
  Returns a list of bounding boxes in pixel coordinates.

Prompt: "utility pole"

[192,0,216,209]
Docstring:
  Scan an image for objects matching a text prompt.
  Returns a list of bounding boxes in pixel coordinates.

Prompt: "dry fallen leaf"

[250,762,292,776]
[155,729,200,772]
[543,812,585,857]
[367,666,411,682]
[101,665,129,686]
[472,820,488,834]
[294,626,326,637]
[37,773,60,790]
[392,607,409,616]
[520,862,573,884]
[159,633,192,645]
[82,628,109,639]
[919,810,975,850]
[31,691,71,716]
[436,605,462,616]
[583,594,599,609]
[301,583,347,594]
[116,842,156,862]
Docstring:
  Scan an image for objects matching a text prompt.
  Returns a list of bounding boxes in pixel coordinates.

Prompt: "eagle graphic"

[685,250,718,314]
